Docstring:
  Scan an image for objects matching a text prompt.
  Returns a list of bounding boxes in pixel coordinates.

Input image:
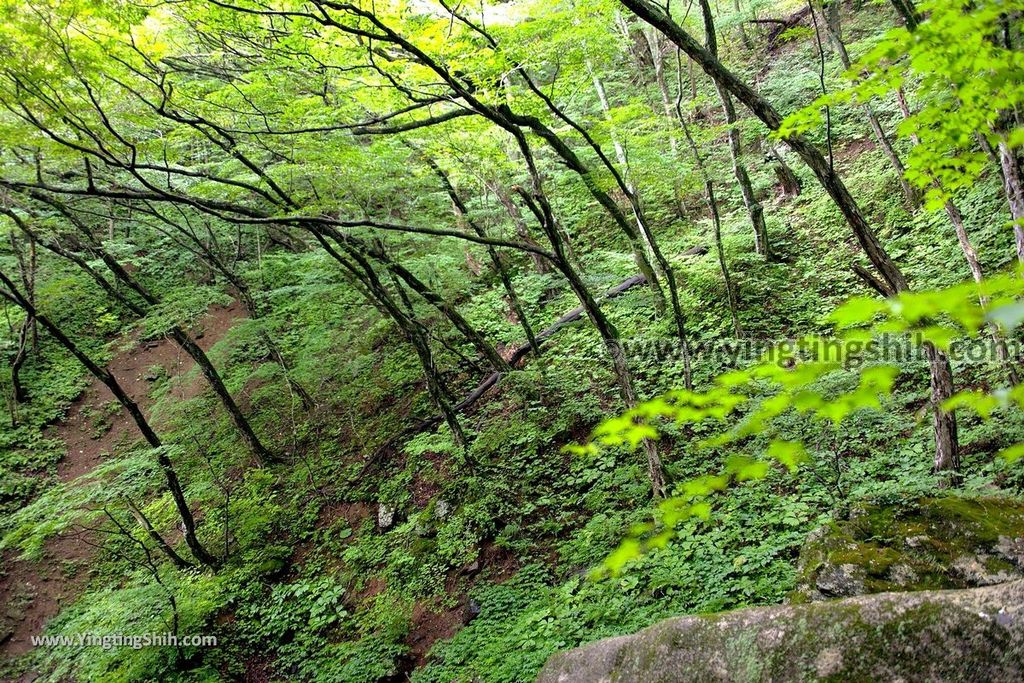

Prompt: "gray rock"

[462,597,481,624]
[814,563,866,597]
[377,503,396,530]
[792,497,1024,602]
[997,535,1024,567]
[537,581,1024,683]
[890,563,920,588]
[951,555,1018,586]
[905,534,929,549]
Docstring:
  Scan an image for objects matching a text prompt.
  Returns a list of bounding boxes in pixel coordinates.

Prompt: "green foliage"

[1,2,1023,683]
[580,273,1024,574]
[783,0,1024,209]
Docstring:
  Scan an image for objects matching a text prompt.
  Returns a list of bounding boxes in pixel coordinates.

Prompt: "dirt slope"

[0,302,246,665]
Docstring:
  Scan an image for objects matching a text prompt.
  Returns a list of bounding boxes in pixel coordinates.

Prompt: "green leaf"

[766,441,809,473]
[725,456,769,482]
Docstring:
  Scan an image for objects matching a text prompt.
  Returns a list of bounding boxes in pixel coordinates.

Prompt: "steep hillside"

[1,0,1023,682]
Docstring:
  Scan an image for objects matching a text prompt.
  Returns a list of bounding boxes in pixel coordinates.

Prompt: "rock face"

[537,580,1024,682]
[792,497,1024,602]
[539,498,1024,683]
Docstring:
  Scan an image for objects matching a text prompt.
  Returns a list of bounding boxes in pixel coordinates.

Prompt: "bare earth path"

[0,302,245,672]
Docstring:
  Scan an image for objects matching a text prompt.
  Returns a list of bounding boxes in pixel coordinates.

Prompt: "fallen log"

[749,5,812,48]
[359,274,648,474]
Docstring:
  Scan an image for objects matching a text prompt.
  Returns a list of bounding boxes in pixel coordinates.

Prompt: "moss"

[830,545,902,577]
[984,556,1018,574]
[409,536,437,558]
[786,589,813,605]
[922,497,1024,543]
[796,496,1024,598]
[543,581,1024,683]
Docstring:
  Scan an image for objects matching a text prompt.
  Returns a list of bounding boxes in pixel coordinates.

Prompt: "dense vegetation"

[1,0,1024,681]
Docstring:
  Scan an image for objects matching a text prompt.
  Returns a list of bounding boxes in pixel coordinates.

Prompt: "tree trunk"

[719,86,771,256]
[14,197,275,465]
[769,146,802,197]
[895,91,1018,384]
[925,343,960,478]
[125,496,194,570]
[261,329,316,410]
[819,3,920,208]
[310,230,469,448]
[620,0,908,294]
[386,269,469,449]
[409,327,468,448]
[889,0,920,30]
[488,181,551,275]
[639,26,690,217]
[511,130,667,497]
[499,105,667,313]
[998,141,1024,264]
[976,131,1006,186]
[10,315,29,404]
[619,0,958,475]
[698,0,771,257]
[676,67,744,341]
[942,199,1019,384]
[708,181,744,337]
[589,65,658,267]
[642,26,680,156]
[5,227,34,403]
[588,61,694,388]
[139,206,317,412]
[368,246,512,373]
[0,270,218,568]
[733,0,753,50]
[862,105,919,207]
[482,244,541,358]
[415,151,542,358]
[166,327,272,466]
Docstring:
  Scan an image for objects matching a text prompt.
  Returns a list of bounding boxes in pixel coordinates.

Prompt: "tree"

[697,0,772,258]
[618,0,960,475]
[0,265,218,568]
[814,0,920,207]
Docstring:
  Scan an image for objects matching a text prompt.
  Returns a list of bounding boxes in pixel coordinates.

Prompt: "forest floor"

[0,302,246,673]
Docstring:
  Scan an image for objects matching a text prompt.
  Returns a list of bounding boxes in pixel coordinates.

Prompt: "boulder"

[791,497,1024,602]
[537,580,1024,682]
[377,503,396,530]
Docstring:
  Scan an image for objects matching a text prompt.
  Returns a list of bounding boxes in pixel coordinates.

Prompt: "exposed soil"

[243,655,275,683]
[289,501,373,571]
[0,302,246,669]
[476,542,520,584]
[409,452,448,509]
[348,576,387,607]
[317,501,374,533]
[835,137,879,171]
[2,294,519,679]
[405,599,465,668]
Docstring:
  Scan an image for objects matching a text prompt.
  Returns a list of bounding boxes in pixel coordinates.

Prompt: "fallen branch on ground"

[749,6,812,47]
[359,274,649,475]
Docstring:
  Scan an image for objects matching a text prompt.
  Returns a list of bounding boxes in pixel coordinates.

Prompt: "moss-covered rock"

[790,497,1024,602]
[536,580,1024,682]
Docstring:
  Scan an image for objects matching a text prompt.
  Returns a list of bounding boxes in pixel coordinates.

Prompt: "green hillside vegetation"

[1,0,1024,681]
